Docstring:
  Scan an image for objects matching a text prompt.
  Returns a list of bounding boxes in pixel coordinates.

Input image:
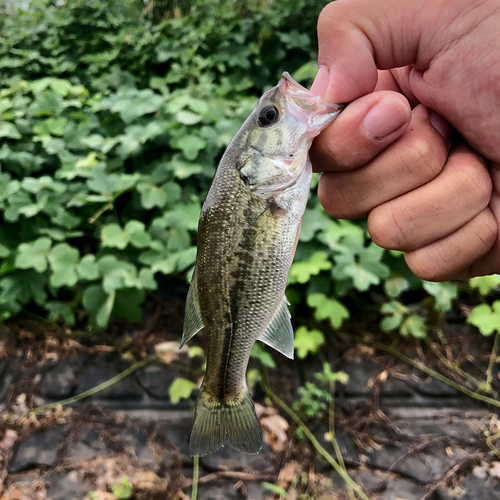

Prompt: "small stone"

[39,357,85,399]
[75,359,143,401]
[9,426,66,473]
[46,471,88,500]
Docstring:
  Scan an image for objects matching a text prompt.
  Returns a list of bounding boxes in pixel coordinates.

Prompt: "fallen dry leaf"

[0,430,18,451]
[258,405,289,452]
[276,461,301,488]
[155,341,188,364]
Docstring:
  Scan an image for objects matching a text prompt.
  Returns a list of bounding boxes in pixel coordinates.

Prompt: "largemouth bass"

[181,72,343,456]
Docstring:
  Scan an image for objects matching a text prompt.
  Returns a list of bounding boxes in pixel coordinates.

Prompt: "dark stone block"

[9,426,67,473]
[46,471,88,500]
[313,422,359,472]
[200,442,274,472]
[122,426,156,464]
[75,359,144,401]
[39,357,85,399]
[196,482,240,500]
[342,358,377,396]
[412,376,460,398]
[438,474,500,500]
[66,428,107,462]
[157,419,193,465]
[135,362,178,399]
[331,469,426,500]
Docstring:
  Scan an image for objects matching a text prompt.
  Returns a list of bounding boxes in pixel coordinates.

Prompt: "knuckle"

[318,175,364,219]
[404,135,442,180]
[405,248,446,282]
[453,159,492,207]
[368,203,411,251]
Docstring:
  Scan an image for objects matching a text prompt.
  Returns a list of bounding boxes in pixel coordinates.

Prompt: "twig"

[424,339,486,392]
[192,455,199,500]
[345,334,500,409]
[486,332,499,391]
[264,380,370,500]
[486,431,500,460]
[419,451,490,500]
[32,351,161,415]
[184,470,275,487]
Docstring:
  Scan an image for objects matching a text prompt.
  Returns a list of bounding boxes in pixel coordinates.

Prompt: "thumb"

[311,0,457,103]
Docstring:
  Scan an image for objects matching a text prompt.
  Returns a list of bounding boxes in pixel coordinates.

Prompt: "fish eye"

[258,104,279,126]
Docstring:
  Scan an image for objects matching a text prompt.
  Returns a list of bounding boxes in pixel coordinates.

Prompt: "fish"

[181,72,343,457]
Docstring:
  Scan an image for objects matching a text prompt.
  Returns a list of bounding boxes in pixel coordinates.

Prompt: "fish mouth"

[279,71,344,133]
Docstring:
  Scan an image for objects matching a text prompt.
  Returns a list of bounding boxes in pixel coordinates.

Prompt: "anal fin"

[259,296,294,359]
[180,268,204,347]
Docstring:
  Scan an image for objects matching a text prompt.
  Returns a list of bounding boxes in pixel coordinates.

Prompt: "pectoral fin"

[259,296,294,359]
[180,268,204,347]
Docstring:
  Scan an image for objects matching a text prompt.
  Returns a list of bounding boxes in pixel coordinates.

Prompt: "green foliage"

[294,326,325,359]
[467,302,500,336]
[169,377,197,403]
[294,363,348,419]
[380,301,427,338]
[112,477,133,500]
[0,0,497,343]
[470,275,500,296]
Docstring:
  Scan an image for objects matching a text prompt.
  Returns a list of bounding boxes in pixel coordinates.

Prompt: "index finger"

[310,90,411,172]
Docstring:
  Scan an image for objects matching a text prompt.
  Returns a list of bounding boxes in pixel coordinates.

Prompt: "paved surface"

[1,329,500,500]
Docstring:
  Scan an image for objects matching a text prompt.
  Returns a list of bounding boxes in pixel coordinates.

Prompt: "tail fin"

[189,389,262,456]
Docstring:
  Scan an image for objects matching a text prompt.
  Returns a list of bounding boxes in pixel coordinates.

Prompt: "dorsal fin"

[180,268,204,347]
[259,296,294,359]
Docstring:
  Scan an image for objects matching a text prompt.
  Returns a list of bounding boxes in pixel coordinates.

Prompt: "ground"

[0,294,500,500]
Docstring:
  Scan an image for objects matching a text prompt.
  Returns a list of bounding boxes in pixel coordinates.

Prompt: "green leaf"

[262,483,288,497]
[101,223,129,249]
[300,209,330,242]
[400,314,427,338]
[169,378,197,404]
[15,237,52,273]
[380,301,407,332]
[467,302,500,336]
[294,326,325,359]
[175,110,202,125]
[77,254,100,281]
[289,251,332,284]
[422,281,458,312]
[112,288,145,323]
[87,169,121,195]
[0,244,10,258]
[46,301,75,326]
[307,293,349,329]
[137,182,168,209]
[82,285,115,330]
[469,275,500,296]
[384,276,410,298]
[48,243,80,287]
[172,134,207,160]
[0,122,21,139]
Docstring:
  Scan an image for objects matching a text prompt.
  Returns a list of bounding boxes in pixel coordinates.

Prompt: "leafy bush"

[0,0,499,340]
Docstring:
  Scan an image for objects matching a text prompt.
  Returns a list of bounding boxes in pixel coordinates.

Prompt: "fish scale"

[180,72,343,456]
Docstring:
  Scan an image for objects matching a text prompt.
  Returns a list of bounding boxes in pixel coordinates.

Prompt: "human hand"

[310,0,500,280]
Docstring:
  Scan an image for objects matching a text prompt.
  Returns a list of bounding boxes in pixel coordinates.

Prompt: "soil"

[1,293,500,500]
